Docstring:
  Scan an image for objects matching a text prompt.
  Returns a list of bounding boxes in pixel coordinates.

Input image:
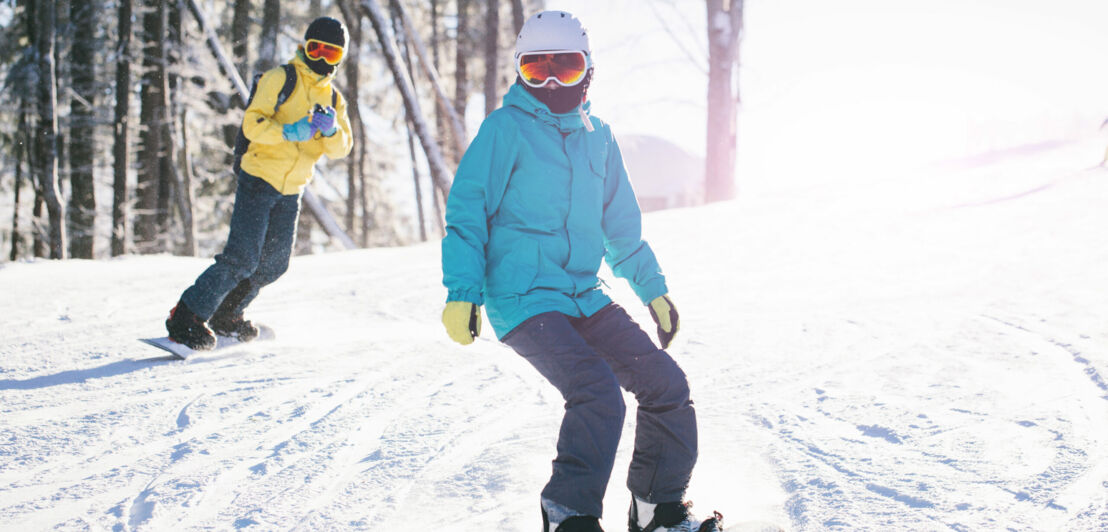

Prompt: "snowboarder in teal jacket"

[441,10,719,532]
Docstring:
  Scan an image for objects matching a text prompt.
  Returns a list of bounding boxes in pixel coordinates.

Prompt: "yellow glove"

[442,301,482,345]
[648,295,680,349]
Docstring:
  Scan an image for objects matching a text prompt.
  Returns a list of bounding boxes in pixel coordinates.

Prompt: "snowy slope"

[3,138,1108,531]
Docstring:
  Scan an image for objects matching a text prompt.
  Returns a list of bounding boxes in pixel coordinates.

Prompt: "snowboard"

[703,511,787,532]
[723,523,786,532]
[139,324,275,360]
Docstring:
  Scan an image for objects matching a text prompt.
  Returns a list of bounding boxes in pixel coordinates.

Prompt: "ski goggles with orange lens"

[305,39,345,65]
[516,51,589,88]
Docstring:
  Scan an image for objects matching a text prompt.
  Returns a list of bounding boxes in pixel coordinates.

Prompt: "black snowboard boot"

[208,312,259,341]
[543,505,604,532]
[629,498,722,532]
[208,280,259,341]
[557,517,604,532]
[166,300,216,350]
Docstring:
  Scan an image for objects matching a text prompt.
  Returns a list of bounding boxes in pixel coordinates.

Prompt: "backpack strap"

[274,63,335,112]
[274,63,298,113]
[232,64,298,176]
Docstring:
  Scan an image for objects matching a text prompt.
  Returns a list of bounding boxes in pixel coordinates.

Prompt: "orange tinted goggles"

[305,39,344,65]
[517,51,588,88]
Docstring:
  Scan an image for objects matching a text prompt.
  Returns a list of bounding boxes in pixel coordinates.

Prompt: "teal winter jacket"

[441,83,668,339]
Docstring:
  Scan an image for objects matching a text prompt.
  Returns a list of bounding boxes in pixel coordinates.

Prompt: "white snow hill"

[2,138,1107,531]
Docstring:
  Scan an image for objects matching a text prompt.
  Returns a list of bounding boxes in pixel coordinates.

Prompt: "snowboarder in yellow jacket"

[166,17,353,350]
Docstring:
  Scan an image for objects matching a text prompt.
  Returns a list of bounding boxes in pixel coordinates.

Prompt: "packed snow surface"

[3,139,1108,531]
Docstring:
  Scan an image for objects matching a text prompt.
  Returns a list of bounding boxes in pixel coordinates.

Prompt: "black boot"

[543,505,604,532]
[557,517,604,532]
[166,300,216,350]
[208,312,259,341]
[629,498,722,532]
[209,281,259,341]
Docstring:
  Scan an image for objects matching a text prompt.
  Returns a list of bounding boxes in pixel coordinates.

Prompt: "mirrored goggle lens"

[306,39,344,65]
[517,52,587,87]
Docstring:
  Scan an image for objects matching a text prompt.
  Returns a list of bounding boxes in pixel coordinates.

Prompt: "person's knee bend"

[641,354,692,411]
[214,250,260,281]
[253,259,290,285]
[572,369,627,422]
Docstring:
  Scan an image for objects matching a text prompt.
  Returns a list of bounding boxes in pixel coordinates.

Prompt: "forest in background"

[0,0,743,262]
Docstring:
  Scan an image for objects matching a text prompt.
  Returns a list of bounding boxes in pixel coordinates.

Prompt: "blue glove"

[311,106,338,137]
[282,116,316,142]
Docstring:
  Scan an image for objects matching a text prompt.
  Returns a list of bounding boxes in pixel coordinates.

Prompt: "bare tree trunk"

[33,187,46,258]
[361,0,455,202]
[155,0,180,242]
[37,0,67,259]
[11,113,26,261]
[232,0,251,84]
[19,0,44,258]
[483,0,499,116]
[171,0,189,251]
[185,0,248,97]
[137,0,166,252]
[455,0,469,129]
[431,178,445,237]
[112,0,133,257]
[511,0,525,34]
[68,0,98,258]
[180,108,197,253]
[705,0,743,203]
[300,191,357,249]
[431,0,441,71]
[257,0,280,73]
[296,204,314,255]
[393,0,467,162]
[164,99,196,256]
[391,1,428,241]
[337,0,364,237]
[360,160,371,247]
[431,0,448,162]
[407,126,428,241]
[11,170,21,262]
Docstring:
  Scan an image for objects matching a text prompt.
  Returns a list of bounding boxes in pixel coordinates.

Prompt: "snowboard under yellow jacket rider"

[239,52,353,195]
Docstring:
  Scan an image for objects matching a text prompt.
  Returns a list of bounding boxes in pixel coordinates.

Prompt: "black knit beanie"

[303,17,348,76]
[305,17,347,47]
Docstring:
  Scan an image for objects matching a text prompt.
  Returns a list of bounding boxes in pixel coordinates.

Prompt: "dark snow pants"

[180,171,301,320]
[501,303,698,518]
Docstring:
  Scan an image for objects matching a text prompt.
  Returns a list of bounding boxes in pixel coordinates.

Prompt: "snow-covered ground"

[3,134,1107,530]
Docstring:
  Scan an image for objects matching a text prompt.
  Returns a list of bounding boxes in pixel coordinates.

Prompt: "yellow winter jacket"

[240,54,354,195]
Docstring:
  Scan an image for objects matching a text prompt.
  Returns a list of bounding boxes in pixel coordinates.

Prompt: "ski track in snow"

[2,139,1108,530]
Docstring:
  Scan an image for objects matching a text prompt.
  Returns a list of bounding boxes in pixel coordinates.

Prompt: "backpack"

[232,63,337,175]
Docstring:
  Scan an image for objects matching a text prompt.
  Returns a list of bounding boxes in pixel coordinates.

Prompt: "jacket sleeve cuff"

[446,288,484,306]
[631,278,668,306]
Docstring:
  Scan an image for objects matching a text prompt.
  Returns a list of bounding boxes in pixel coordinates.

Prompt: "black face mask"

[306,56,336,77]
[520,69,592,114]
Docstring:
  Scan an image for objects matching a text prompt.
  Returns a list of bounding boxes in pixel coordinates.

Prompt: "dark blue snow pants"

[180,171,301,320]
[501,303,698,518]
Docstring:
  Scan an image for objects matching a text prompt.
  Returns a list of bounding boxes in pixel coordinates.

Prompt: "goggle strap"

[578,105,594,132]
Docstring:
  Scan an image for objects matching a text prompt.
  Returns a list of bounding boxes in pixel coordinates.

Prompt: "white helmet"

[515,10,590,58]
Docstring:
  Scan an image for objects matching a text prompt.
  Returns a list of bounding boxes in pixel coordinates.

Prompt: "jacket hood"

[502,82,592,133]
